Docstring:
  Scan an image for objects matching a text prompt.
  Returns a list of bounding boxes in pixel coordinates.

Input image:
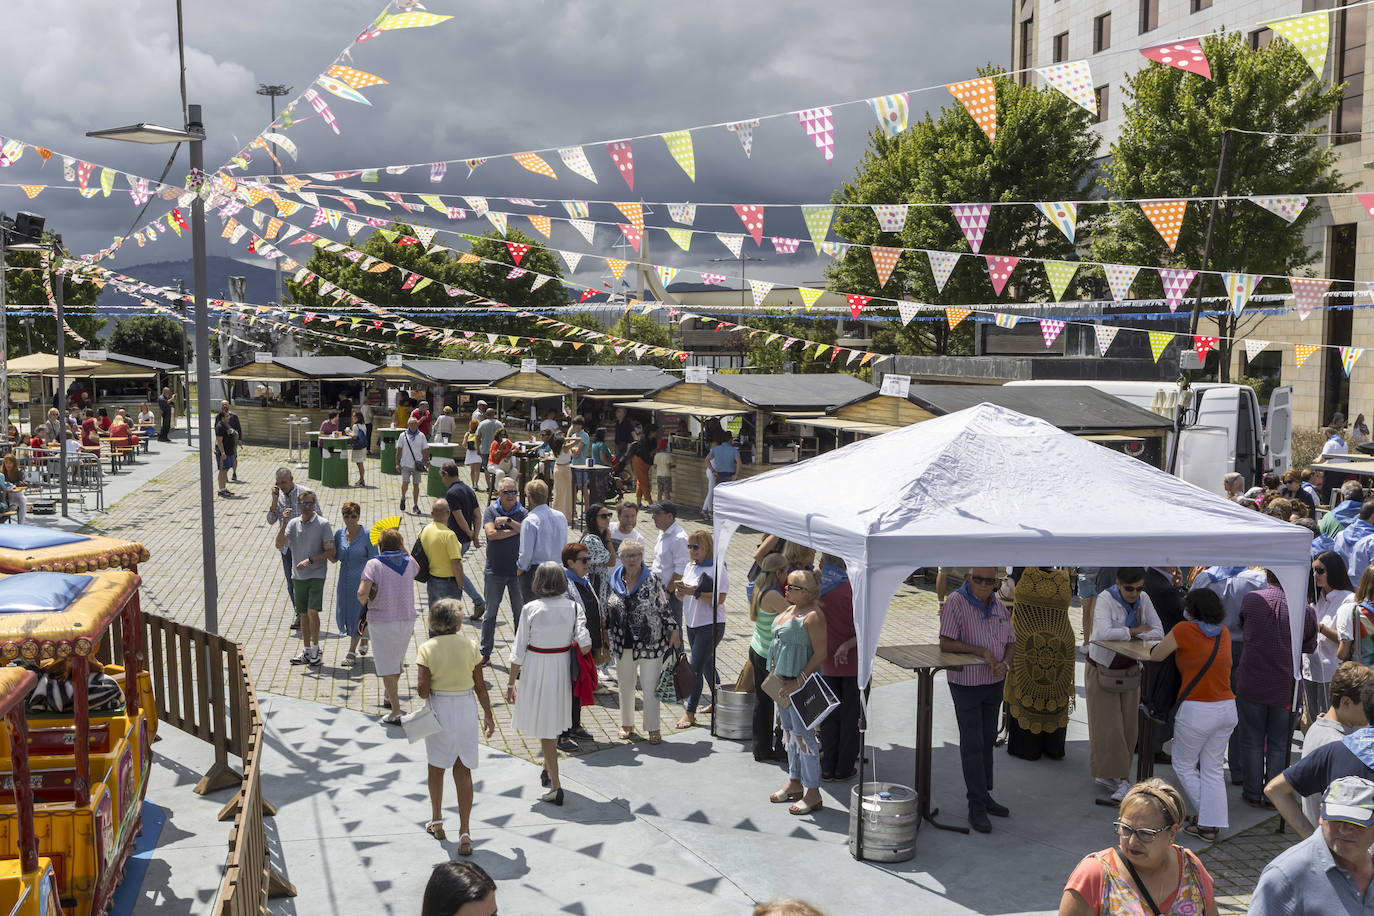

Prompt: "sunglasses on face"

[1119,584,1143,594]
[599,512,613,519]
[969,576,1001,587]
[785,584,807,592]
[342,513,359,519]
[1313,566,1327,575]
[499,489,518,495]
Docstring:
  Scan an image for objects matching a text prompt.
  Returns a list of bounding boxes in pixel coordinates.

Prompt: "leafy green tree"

[4,241,104,355]
[1092,31,1348,380]
[109,316,188,365]
[827,65,1100,357]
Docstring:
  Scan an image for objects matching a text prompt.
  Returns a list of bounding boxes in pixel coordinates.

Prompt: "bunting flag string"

[1148,330,1174,363]
[1266,11,1330,77]
[946,77,997,142]
[1040,319,1066,348]
[1295,343,1321,368]
[946,307,972,329]
[1094,325,1119,356]
[1036,202,1078,242]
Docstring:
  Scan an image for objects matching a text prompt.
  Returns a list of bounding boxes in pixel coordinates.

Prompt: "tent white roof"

[712,403,1312,687]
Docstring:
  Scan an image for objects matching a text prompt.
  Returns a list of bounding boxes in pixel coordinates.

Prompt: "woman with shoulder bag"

[1088,567,1164,803]
[749,554,791,762]
[604,539,677,743]
[1059,779,1219,916]
[506,561,591,806]
[1149,590,1234,841]
[463,419,484,490]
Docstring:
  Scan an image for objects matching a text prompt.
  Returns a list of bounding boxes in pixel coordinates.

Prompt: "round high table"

[378,427,401,476]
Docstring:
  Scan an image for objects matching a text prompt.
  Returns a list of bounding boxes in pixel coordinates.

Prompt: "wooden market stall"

[825,383,1173,467]
[220,355,376,447]
[620,372,877,508]
[466,366,675,433]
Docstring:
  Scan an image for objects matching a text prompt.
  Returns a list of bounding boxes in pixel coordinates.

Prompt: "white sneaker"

[308,648,323,667]
[289,650,311,666]
[1110,781,1131,803]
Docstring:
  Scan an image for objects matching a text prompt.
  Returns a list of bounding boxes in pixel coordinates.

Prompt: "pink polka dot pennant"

[947,77,998,142]
[618,223,642,254]
[984,255,1019,296]
[1289,277,1332,320]
[1139,39,1212,79]
[733,205,765,246]
[1192,335,1219,360]
[846,294,872,319]
[796,107,835,162]
[606,141,635,190]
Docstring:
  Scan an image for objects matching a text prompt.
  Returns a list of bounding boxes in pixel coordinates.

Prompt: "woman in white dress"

[358,528,420,725]
[417,599,495,852]
[505,561,591,806]
[551,432,574,522]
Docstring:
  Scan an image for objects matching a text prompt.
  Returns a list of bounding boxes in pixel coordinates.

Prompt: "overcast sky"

[0,0,1007,297]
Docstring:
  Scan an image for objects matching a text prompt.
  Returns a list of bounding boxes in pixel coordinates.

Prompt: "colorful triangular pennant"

[1289,276,1332,319]
[1094,325,1120,356]
[1037,61,1097,113]
[871,246,902,286]
[1224,272,1260,315]
[607,141,634,189]
[749,279,775,306]
[733,205,765,245]
[1295,343,1321,368]
[985,255,1019,296]
[867,93,911,136]
[927,250,960,292]
[1036,202,1078,242]
[801,205,833,252]
[558,146,597,183]
[951,203,991,253]
[662,130,696,181]
[1269,11,1330,77]
[1250,195,1308,223]
[1103,264,1139,302]
[1040,319,1066,347]
[1158,268,1198,312]
[1148,330,1174,363]
[796,108,835,161]
[1043,260,1078,302]
[1139,199,1187,251]
[946,307,972,329]
[1140,39,1212,79]
[725,120,759,158]
[947,77,998,141]
[846,295,872,319]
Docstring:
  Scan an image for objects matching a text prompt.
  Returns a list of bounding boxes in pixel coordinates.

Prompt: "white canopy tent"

[711,403,1312,688]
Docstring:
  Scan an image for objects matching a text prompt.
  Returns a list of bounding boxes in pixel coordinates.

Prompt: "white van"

[1005,380,1291,491]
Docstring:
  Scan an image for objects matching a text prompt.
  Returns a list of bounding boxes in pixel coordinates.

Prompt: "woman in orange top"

[487,428,515,479]
[1149,590,1235,841]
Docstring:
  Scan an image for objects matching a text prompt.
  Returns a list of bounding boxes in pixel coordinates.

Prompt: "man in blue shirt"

[1251,776,1374,914]
[1336,500,1374,582]
[479,476,527,663]
[1268,683,1374,837]
[516,478,568,629]
[708,435,742,483]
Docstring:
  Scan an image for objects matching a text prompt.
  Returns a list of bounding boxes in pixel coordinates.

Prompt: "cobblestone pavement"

[85,445,1296,909]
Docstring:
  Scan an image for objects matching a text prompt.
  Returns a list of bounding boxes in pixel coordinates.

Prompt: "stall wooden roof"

[6,353,100,375]
[702,373,877,411]
[222,355,377,382]
[832,384,1171,436]
[466,370,574,400]
[538,366,676,396]
[370,359,514,386]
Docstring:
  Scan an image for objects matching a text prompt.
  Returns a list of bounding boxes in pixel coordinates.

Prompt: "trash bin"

[379,427,401,475]
[427,443,458,497]
[307,431,321,481]
[321,436,350,488]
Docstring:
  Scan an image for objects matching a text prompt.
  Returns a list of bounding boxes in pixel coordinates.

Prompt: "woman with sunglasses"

[581,502,616,606]
[674,531,729,730]
[749,553,791,762]
[559,542,605,750]
[605,539,676,743]
[1088,567,1164,804]
[765,569,827,816]
[1059,779,1218,916]
[1304,550,1355,718]
[330,501,377,666]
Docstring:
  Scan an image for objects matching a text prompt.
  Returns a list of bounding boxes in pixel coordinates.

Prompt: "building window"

[1191,0,1212,11]
[1336,8,1366,143]
[1095,85,1110,122]
[1019,18,1034,84]
[1140,0,1158,33]
[1249,28,1273,50]
[1053,32,1069,63]
[1094,13,1111,52]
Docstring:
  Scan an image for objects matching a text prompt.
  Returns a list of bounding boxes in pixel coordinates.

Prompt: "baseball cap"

[1323,776,1374,827]
[647,500,678,516]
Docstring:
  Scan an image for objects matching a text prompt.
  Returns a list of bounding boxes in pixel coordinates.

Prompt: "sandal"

[618,727,634,740]
[699,704,713,715]
[359,640,370,656]
[789,798,824,816]
[344,651,357,665]
[1185,823,1220,842]
[648,731,661,745]
[381,714,403,726]
[425,820,446,840]
[770,789,803,804]
[457,833,473,856]
[675,716,695,730]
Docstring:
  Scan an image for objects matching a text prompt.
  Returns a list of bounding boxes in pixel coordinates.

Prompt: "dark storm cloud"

[0,0,1005,290]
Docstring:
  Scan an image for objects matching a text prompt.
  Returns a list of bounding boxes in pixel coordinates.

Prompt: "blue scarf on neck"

[1193,621,1223,637]
[611,563,646,598]
[1343,726,1374,768]
[1108,584,1141,628]
[376,549,411,576]
[565,565,591,591]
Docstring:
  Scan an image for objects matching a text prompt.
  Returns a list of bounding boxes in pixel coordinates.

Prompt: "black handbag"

[1141,631,1222,728]
[410,536,431,584]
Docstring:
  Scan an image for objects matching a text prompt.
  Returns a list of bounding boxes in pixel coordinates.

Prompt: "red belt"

[528,644,571,654]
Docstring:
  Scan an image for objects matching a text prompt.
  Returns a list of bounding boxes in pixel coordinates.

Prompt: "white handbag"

[401,704,443,743]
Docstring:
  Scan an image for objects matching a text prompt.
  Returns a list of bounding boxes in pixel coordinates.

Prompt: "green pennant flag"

[1043,260,1078,302]
[665,227,692,251]
[1148,330,1173,363]
[801,205,833,252]
[376,229,398,242]
[1269,11,1330,77]
[412,277,432,293]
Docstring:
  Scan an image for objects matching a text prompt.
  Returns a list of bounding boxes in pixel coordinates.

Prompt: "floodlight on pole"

[88,104,220,634]
[256,84,291,310]
[0,210,51,438]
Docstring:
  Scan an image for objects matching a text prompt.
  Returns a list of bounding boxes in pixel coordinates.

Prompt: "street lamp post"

[0,211,48,439]
[88,106,219,633]
[256,84,291,310]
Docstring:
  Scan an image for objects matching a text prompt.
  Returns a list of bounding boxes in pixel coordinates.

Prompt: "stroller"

[602,455,633,505]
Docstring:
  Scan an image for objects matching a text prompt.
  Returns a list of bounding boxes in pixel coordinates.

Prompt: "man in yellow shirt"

[420,500,465,609]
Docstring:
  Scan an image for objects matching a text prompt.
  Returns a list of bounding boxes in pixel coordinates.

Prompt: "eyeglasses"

[785,584,808,592]
[1313,566,1327,575]
[1113,821,1169,843]
[969,576,1002,587]
[1119,584,1144,594]
[342,512,359,519]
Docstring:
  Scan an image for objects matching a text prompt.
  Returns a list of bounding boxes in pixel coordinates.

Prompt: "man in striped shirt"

[939,566,1016,834]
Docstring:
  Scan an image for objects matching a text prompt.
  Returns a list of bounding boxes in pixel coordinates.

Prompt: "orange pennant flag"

[513,152,557,179]
[871,246,902,286]
[19,185,43,199]
[946,307,972,329]
[457,253,480,264]
[614,202,644,232]
[607,258,628,281]
[1138,199,1187,251]
[1294,343,1321,368]
[947,77,998,141]
[528,215,552,238]
[326,64,388,89]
